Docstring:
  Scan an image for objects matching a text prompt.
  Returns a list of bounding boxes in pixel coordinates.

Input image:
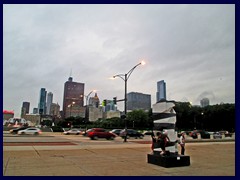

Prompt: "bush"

[51,126,64,132]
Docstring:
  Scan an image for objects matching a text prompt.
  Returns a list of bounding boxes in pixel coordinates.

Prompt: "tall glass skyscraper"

[38,88,47,114]
[46,92,53,115]
[21,101,30,116]
[127,92,151,111]
[156,80,166,102]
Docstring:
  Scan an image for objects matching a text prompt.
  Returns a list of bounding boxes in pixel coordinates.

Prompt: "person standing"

[179,132,186,155]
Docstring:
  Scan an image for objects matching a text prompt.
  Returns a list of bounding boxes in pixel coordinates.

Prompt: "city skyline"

[3,4,235,117]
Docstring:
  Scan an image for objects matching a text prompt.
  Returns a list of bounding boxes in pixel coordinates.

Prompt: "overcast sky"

[3,4,235,117]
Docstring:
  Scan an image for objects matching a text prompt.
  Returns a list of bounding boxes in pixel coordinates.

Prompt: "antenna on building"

[68,69,73,82]
[70,68,72,77]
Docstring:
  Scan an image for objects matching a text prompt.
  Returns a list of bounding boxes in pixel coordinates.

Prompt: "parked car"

[219,130,231,137]
[119,129,144,139]
[189,130,210,139]
[87,128,117,140]
[18,127,42,135]
[143,131,154,136]
[63,129,81,135]
[213,132,222,139]
[109,129,122,136]
[9,126,28,134]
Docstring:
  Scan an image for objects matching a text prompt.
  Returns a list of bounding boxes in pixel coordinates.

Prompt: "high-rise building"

[127,92,151,111]
[50,103,60,117]
[46,92,53,115]
[62,77,85,118]
[200,98,210,107]
[33,108,38,114]
[89,93,100,108]
[38,88,47,114]
[156,80,166,102]
[21,102,30,116]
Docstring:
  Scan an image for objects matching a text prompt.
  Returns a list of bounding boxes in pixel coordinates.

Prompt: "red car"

[87,128,117,140]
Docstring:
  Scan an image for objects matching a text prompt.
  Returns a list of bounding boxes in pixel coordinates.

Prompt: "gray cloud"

[3,4,235,117]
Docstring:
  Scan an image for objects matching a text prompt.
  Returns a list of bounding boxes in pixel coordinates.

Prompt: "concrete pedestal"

[147,152,190,168]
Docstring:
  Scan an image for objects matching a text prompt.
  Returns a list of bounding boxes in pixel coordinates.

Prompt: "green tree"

[127,109,148,129]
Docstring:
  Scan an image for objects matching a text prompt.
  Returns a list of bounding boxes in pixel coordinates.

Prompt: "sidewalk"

[3,141,235,176]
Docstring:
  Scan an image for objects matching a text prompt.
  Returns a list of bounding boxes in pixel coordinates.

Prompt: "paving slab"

[3,142,235,176]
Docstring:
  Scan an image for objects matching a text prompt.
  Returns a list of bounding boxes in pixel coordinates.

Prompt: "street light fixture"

[80,90,96,130]
[112,60,145,142]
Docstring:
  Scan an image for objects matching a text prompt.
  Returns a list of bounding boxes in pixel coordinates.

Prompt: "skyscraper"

[38,88,47,114]
[89,93,100,108]
[127,92,151,111]
[156,80,166,102]
[62,77,85,118]
[46,92,53,115]
[50,103,60,116]
[21,102,30,116]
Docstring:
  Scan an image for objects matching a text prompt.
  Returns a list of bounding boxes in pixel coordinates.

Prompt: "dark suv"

[190,130,210,139]
[87,128,117,140]
[119,129,144,139]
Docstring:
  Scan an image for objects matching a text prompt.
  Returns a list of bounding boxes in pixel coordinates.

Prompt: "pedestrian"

[158,131,170,155]
[179,132,186,155]
[151,132,160,152]
[120,129,127,142]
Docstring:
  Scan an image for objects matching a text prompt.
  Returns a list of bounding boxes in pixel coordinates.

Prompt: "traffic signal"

[113,97,117,104]
[103,99,107,106]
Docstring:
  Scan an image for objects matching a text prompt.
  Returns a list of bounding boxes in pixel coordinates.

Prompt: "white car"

[18,127,42,135]
[63,129,81,135]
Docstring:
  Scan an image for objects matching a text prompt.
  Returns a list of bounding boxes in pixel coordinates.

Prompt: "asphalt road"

[3,132,235,176]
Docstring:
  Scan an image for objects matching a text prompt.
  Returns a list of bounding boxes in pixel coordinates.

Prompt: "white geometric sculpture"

[152,101,178,153]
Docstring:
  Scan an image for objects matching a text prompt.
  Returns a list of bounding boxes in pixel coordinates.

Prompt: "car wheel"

[21,132,25,135]
[139,135,144,139]
[126,135,130,139]
[34,132,39,135]
[93,136,98,140]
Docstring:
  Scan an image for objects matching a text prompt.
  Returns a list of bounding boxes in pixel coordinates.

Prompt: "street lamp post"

[82,90,95,131]
[85,91,94,122]
[113,61,145,142]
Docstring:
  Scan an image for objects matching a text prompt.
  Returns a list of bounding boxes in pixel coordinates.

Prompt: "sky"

[3,4,235,117]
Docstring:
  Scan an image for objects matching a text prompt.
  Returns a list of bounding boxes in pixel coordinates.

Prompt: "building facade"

[50,103,60,117]
[89,93,100,108]
[33,108,38,114]
[156,80,166,102]
[21,102,30,116]
[46,92,53,115]
[127,92,151,111]
[3,110,14,120]
[38,88,47,114]
[62,77,85,118]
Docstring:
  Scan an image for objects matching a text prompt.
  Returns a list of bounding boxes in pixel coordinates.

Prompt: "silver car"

[213,132,222,139]
[18,127,42,135]
[63,129,81,135]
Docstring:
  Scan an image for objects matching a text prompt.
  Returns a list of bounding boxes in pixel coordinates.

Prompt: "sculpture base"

[147,152,190,168]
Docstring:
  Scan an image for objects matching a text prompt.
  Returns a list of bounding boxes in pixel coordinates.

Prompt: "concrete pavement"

[3,141,235,176]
